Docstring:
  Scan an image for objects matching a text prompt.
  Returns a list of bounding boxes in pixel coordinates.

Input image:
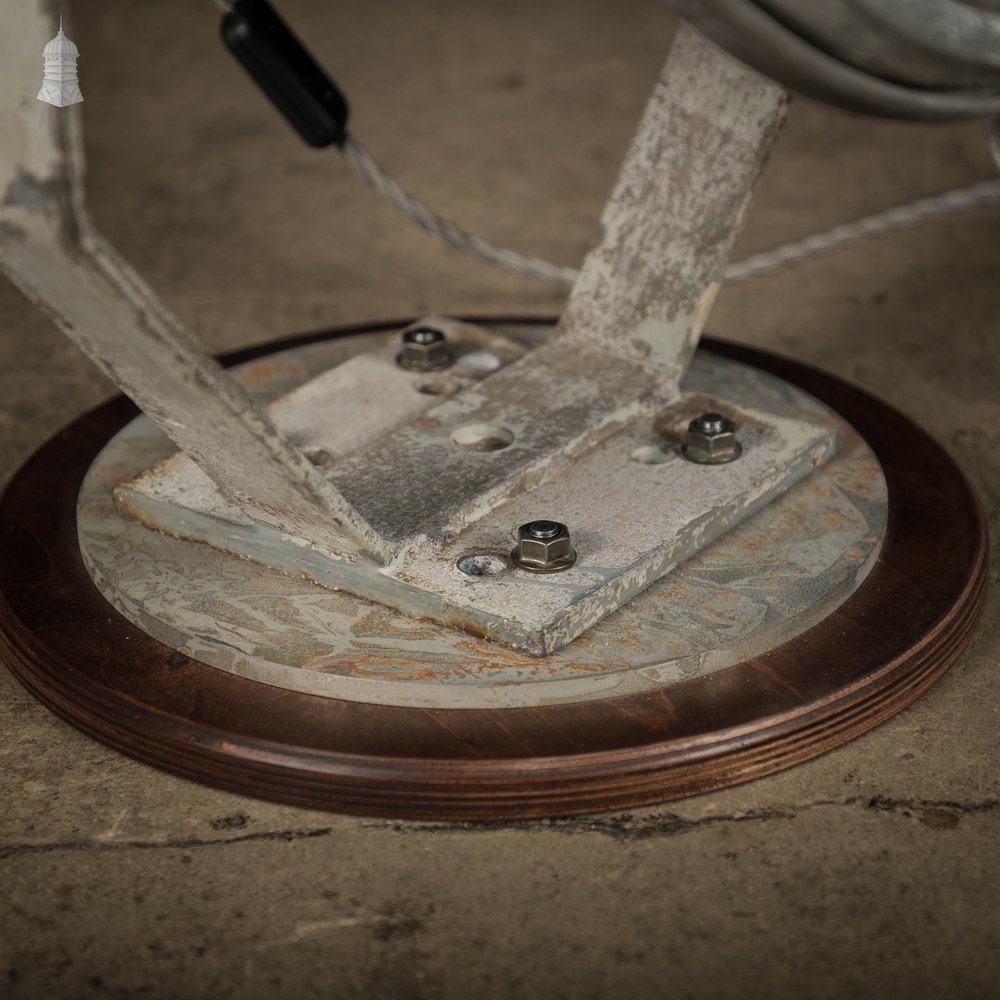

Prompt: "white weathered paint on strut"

[1,3,808,654]
[0,0,389,561]
[557,22,788,388]
[311,25,789,550]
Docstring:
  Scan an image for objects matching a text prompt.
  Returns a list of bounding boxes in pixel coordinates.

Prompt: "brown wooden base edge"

[0,321,989,820]
[0,571,983,820]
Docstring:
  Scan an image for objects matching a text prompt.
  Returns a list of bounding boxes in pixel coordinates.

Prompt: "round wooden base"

[0,324,987,820]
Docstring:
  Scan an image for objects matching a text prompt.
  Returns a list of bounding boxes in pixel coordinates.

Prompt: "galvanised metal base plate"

[111,319,838,656]
[79,323,882,709]
[0,322,987,819]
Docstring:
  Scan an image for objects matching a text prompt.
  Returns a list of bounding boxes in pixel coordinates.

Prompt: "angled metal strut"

[0,3,805,653]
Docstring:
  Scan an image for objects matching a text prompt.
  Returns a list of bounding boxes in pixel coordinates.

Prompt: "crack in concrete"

[0,796,995,859]
[372,795,999,840]
[0,825,333,860]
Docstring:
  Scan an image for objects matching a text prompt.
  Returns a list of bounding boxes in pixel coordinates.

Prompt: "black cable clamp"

[221,0,349,148]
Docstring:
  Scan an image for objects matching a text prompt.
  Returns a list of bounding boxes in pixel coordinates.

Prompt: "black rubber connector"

[221,0,349,148]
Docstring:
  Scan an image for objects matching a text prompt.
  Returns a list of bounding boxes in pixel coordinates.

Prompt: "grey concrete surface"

[1,1,997,997]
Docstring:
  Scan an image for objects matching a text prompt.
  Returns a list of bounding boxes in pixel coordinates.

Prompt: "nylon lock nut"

[511,520,577,573]
[396,325,452,371]
[682,411,742,464]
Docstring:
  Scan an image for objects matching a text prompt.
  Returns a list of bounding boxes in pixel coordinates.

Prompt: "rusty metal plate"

[78,326,887,708]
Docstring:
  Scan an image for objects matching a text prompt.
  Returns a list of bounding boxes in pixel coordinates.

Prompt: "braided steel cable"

[211,2,1000,287]
[341,136,579,287]
[342,133,1000,288]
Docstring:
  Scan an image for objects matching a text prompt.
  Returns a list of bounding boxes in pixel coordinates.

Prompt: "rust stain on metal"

[78,332,888,707]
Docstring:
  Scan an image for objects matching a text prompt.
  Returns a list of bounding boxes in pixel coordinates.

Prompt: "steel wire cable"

[341,136,580,287]
[208,0,1000,288]
[343,130,1000,288]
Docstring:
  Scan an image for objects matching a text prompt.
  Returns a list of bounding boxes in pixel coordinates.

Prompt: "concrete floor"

[1,1,998,997]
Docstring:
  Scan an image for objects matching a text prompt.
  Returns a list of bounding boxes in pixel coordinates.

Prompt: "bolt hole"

[457,351,503,378]
[630,444,674,465]
[457,553,509,577]
[415,377,459,396]
[303,446,335,468]
[450,422,515,452]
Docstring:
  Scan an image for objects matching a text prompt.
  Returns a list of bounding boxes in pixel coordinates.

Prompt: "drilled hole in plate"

[456,553,509,577]
[303,446,336,468]
[415,377,459,396]
[456,351,503,378]
[450,423,515,452]
[630,444,674,465]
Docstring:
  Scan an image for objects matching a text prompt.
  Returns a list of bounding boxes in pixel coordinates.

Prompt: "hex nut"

[396,325,452,372]
[682,411,742,464]
[511,520,577,573]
